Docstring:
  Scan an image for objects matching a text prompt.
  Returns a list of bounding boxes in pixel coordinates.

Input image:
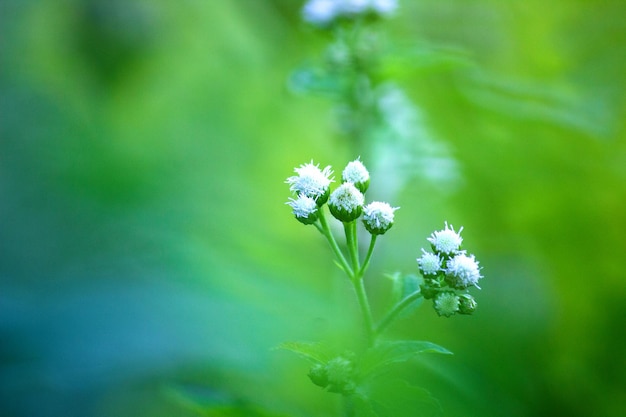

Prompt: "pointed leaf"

[274,341,332,364]
[358,340,452,378]
[360,378,443,417]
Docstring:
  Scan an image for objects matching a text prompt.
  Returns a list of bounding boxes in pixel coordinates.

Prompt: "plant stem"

[352,275,374,346]
[374,289,423,338]
[360,234,377,277]
[318,209,353,277]
[344,221,360,275]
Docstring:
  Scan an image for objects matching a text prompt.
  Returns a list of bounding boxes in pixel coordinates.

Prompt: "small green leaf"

[357,340,452,379]
[359,378,443,417]
[389,273,423,318]
[274,341,332,364]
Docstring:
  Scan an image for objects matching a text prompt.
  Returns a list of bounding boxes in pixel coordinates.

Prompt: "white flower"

[434,292,459,317]
[302,0,340,25]
[427,221,463,255]
[362,201,398,235]
[328,182,365,222]
[417,249,442,275]
[342,158,370,192]
[446,253,482,289]
[369,0,398,15]
[340,0,369,15]
[286,161,334,203]
[286,195,318,224]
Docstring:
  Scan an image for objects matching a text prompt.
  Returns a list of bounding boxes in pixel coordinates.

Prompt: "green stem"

[360,234,377,277]
[352,276,374,346]
[344,221,360,274]
[375,290,423,338]
[318,209,353,277]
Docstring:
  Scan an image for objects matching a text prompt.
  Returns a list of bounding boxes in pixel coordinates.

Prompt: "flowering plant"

[281,158,483,416]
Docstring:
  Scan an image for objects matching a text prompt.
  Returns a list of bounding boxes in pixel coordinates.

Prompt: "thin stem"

[375,290,423,338]
[318,208,353,277]
[344,221,360,275]
[360,234,377,277]
[352,276,374,346]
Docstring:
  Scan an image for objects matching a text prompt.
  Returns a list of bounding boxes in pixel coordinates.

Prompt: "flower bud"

[325,356,355,394]
[427,222,463,256]
[458,293,477,315]
[286,195,319,225]
[308,363,329,388]
[342,158,370,193]
[286,161,334,206]
[362,201,398,235]
[433,292,460,317]
[417,249,442,276]
[328,182,364,222]
[445,253,482,290]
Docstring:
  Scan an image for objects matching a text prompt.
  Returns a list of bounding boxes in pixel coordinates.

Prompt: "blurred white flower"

[417,249,442,275]
[446,253,482,289]
[427,221,463,255]
[286,161,334,202]
[302,0,340,25]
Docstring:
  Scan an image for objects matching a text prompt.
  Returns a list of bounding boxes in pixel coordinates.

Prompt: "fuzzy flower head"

[328,182,364,222]
[286,195,319,225]
[362,201,398,235]
[445,253,482,289]
[342,158,370,192]
[434,292,460,317]
[427,221,463,255]
[302,0,398,26]
[417,249,442,276]
[286,161,334,205]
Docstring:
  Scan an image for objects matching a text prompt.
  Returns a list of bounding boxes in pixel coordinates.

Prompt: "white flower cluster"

[416,222,484,317]
[302,0,398,26]
[286,158,397,233]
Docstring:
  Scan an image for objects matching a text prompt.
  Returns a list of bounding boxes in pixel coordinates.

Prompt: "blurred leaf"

[352,378,442,417]
[166,383,291,417]
[274,341,333,364]
[358,340,452,379]
[389,273,423,319]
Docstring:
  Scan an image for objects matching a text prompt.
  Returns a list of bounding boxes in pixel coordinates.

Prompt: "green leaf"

[357,340,452,379]
[274,341,332,364]
[165,383,292,417]
[388,273,423,319]
[351,378,443,417]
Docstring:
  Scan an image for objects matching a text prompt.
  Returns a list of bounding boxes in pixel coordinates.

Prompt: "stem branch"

[375,290,423,338]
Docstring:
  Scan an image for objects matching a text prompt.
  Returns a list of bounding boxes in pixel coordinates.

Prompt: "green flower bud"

[433,292,460,317]
[325,356,355,394]
[328,183,364,223]
[308,363,329,388]
[458,293,477,315]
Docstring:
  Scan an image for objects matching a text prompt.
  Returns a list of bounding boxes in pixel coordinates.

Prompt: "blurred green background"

[1,1,625,416]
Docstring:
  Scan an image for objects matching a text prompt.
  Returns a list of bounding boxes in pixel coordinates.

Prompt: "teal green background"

[1,1,625,416]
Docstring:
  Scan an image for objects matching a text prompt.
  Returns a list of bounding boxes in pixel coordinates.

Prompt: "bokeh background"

[1,1,625,416]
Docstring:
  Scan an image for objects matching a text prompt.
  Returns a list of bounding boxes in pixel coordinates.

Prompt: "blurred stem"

[374,290,423,338]
[352,275,374,347]
[360,234,377,277]
[344,221,360,274]
[318,209,353,277]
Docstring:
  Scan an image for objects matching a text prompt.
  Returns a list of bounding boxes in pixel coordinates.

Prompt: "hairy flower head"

[427,221,463,255]
[342,158,370,192]
[362,201,397,235]
[328,182,364,222]
[417,249,442,276]
[286,195,319,225]
[445,253,482,289]
[286,161,334,205]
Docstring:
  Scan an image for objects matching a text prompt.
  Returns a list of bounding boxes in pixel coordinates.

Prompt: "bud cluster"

[308,354,356,394]
[286,158,398,234]
[416,222,483,317]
